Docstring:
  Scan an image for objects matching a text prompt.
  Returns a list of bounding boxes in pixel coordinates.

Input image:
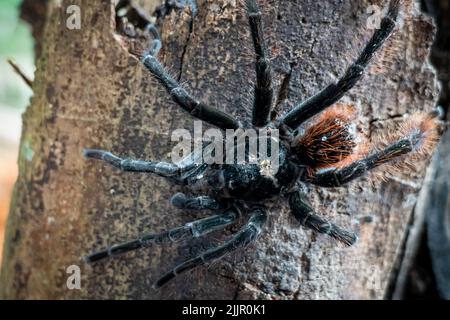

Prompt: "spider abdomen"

[291,104,358,168]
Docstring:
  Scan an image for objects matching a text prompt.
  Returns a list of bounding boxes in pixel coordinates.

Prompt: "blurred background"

[0,0,34,264]
[0,0,448,299]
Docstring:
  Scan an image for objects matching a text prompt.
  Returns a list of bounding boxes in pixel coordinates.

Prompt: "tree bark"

[0,0,439,299]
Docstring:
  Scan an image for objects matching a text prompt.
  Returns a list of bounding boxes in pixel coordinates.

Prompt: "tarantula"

[84,0,441,288]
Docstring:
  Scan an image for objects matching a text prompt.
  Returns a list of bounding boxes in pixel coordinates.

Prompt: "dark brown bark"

[0,0,439,299]
[20,0,48,60]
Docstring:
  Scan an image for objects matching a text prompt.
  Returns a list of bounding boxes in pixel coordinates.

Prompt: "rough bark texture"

[0,0,440,299]
[425,128,450,299]
[391,0,450,300]
[425,0,450,109]
[20,0,47,60]
[423,0,450,299]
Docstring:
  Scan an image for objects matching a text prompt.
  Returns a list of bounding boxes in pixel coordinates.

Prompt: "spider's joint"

[323,222,333,235]
[139,237,152,247]
[353,64,364,73]
[385,16,397,26]
[301,211,312,226]
[200,255,208,264]
[190,104,203,117]
[107,245,118,257]
[141,54,154,63]
[168,230,180,242]
[248,12,261,18]
[341,64,364,83]
[186,222,201,238]
[256,56,270,66]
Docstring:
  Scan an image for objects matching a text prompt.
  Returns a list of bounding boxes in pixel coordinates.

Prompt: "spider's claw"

[84,250,109,263]
[83,148,107,160]
[153,271,176,289]
[170,192,224,210]
[334,230,358,247]
[324,222,358,246]
[83,149,124,169]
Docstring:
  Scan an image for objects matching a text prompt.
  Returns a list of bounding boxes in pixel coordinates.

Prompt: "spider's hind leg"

[289,191,357,246]
[154,206,267,288]
[85,206,240,263]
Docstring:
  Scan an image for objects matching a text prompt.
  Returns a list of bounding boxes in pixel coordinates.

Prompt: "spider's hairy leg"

[306,111,442,187]
[85,207,240,263]
[289,191,357,246]
[154,206,267,289]
[138,26,240,130]
[171,192,225,210]
[277,0,401,130]
[246,0,274,127]
[83,149,197,179]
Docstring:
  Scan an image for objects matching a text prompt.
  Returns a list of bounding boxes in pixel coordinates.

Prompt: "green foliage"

[0,0,35,110]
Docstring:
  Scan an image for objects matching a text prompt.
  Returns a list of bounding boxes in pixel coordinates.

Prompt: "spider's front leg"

[154,206,267,288]
[138,26,240,131]
[289,191,357,246]
[83,149,199,181]
[277,0,400,129]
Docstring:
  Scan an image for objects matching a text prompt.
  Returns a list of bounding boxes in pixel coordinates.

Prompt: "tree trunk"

[0,0,439,299]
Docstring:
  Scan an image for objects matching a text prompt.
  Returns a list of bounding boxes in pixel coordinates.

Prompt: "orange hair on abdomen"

[291,104,360,169]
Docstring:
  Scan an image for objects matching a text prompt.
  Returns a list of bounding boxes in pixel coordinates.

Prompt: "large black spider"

[84,0,441,288]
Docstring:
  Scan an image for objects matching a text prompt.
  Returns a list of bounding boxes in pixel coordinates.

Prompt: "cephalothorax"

[85,0,441,288]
